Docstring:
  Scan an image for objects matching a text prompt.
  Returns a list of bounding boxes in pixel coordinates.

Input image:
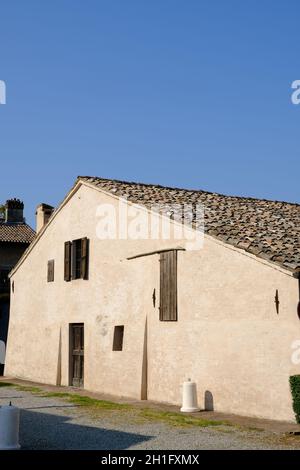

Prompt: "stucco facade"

[5,181,300,422]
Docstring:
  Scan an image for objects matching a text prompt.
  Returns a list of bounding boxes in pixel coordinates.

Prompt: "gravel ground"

[0,387,299,450]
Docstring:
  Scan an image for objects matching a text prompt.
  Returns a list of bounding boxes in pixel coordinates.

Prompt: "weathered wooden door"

[70,324,84,387]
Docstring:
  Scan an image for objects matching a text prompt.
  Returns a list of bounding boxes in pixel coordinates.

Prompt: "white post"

[0,403,20,450]
[180,378,200,413]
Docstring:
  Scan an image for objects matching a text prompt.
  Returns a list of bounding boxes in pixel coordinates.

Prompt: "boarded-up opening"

[159,250,178,321]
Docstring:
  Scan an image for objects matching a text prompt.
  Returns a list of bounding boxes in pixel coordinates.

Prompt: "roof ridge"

[0,221,34,226]
[78,176,300,207]
[0,220,35,244]
[9,176,300,276]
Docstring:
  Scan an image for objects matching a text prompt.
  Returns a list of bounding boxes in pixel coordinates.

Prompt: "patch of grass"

[231,423,266,434]
[0,382,43,392]
[41,392,72,399]
[15,385,43,393]
[139,408,228,428]
[218,428,235,434]
[1,383,268,433]
[69,395,131,410]
[42,392,131,410]
[245,426,265,432]
[277,434,300,448]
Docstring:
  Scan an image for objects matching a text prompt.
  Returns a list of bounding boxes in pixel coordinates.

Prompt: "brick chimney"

[5,199,24,223]
[36,203,54,232]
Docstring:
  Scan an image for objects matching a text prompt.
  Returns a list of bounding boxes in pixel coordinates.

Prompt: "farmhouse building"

[5,177,300,421]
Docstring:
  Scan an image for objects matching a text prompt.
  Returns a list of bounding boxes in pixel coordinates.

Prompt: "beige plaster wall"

[146,243,300,421]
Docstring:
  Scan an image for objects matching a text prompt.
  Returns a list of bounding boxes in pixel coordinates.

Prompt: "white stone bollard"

[180,379,200,413]
[0,403,20,450]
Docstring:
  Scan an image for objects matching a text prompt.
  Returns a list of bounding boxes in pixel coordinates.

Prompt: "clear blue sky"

[0,0,299,227]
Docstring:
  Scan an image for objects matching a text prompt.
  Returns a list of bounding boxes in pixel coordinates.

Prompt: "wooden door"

[70,324,84,387]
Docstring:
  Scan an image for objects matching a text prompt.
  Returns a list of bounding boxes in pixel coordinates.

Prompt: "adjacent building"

[0,199,35,374]
[4,177,300,421]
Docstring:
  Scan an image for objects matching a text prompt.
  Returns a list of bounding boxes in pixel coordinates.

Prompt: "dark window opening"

[159,250,178,321]
[74,239,82,279]
[47,259,55,282]
[113,325,124,351]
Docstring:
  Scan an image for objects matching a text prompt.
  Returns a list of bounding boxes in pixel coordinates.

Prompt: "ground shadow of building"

[19,408,153,450]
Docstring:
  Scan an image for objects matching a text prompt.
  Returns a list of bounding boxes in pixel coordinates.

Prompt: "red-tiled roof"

[79,176,300,274]
[0,222,35,243]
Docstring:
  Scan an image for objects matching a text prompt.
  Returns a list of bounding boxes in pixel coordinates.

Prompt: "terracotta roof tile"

[79,176,300,274]
[0,222,35,243]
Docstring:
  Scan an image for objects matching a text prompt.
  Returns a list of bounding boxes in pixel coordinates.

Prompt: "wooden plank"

[47,259,54,283]
[159,250,178,321]
[80,237,89,280]
[64,241,72,281]
[127,247,185,260]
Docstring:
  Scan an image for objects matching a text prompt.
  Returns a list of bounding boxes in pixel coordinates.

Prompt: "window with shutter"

[64,241,72,281]
[65,238,89,281]
[47,259,55,282]
[159,250,178,321]
[72,239,82,279]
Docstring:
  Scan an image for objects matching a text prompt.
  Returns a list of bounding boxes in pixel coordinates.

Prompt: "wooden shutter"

[47,259,55,282]
[64,241,72,281]
[159,250,178,321]
[80,237,89,280]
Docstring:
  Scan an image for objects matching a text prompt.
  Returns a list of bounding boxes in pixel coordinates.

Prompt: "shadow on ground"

[20,409,153,450]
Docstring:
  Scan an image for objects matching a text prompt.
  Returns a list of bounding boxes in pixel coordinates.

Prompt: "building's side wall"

[145,242,300,422]
[5,184,300,421]
[5,185,174,398]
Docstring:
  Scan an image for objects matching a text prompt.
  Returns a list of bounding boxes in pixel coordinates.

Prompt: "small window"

[47,260,55,282]
[113,326,124,351]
